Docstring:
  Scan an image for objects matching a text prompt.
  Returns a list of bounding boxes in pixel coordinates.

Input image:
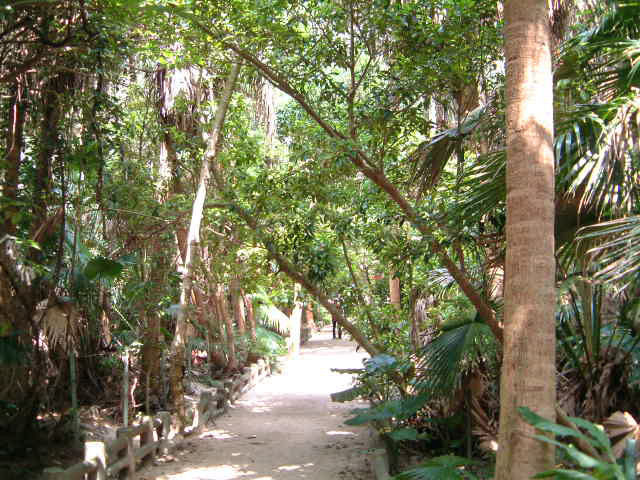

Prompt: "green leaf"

[364,354,398,374]
[392,455,476,480]
[518,407,586,439]
[621,438,637,480]
[84,257,125,280]
[388,428,420,442]
[561,445,606,470]
[533,470,599,479]
[570,416,612,452]
[330,386,365,403]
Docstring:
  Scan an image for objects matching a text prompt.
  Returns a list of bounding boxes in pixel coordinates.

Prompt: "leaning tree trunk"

[495,1,556,478]
[169,63,239,428]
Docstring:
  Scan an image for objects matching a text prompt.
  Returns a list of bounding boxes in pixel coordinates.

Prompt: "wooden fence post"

[195,391,211,432]
[157,411,171,454]
[116,428,135,480]
[85,441,106,480]
[140,417,155,464]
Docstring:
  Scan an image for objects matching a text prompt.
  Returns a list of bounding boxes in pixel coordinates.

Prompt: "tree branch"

[183,12,503,342]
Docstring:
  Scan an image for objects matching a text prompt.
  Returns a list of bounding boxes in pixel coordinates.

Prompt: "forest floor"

[139,326,374,480]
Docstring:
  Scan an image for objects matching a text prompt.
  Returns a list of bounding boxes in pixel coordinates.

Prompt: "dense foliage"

[0,0,638,477]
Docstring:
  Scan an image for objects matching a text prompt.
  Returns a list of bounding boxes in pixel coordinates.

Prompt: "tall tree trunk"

[495,1,556,478]
[2,77,25,236]
[33,73,70,227]
[389,271,401,309]
[216,283,238,372]
[288,283,302,356]
[169,63,239,427]
[243,291,257,342]
[140,245,168,410]
[230,276,246,337]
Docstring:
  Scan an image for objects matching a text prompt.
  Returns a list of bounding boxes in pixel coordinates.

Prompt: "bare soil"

[139,326,373,480]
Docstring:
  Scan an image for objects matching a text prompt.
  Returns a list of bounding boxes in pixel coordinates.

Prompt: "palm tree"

[495,0,556,478]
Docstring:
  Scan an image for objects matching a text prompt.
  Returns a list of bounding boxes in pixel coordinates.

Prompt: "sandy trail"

[140,327,373,480]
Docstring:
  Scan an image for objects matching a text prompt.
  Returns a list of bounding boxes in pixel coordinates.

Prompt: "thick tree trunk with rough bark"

[495,1,556,478]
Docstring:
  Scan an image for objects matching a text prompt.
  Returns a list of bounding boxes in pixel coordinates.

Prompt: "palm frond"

[392,455,476,480]
[456,150,506,226]
[415,319,496,397]
[554,1,640,217]
[426,268,456,300]
[253,291,291,334]
[556,97,639,217]
[578,215,640,282]
[410,105,487,194]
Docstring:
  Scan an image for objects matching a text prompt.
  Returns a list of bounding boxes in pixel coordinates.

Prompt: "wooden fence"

[42,357,274,480]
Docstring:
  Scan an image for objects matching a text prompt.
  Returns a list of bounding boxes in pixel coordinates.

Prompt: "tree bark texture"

[230,277,246,337]
[495,1,556,478]
[244,291,257,342]
[389,272,401,309]
[216,284,238,372]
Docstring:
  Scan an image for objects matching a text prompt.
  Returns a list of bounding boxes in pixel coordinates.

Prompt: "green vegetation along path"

[140,326,372,480]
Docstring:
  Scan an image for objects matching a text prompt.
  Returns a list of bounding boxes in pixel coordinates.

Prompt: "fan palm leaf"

[415,318,496,397]
[578,215,640,282]
[457,0,639,246]
[409,105,487,195]
[555,1,640,216]
[392,455,477,480]
[456,150,506,226]
[252,290,291,334]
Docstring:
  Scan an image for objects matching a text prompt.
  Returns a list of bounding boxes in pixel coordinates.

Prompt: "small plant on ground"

[519,407,638,479]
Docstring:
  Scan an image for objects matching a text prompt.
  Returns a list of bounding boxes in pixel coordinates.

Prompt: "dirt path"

[140,327,373,480]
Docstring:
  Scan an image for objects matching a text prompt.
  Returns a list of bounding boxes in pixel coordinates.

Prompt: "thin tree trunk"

[288,283,302,356]
[495,1,556,478]
[218,42,502,341]
[141,247,167,410]
[389,271,401,309]
[33,77,59,224]
[3,77,25,236]
[216,284,238,372]
[243,291,257,342]
[230,277,246,337]
[341,239,379,340]
[169,63,239,428]
[229,204,380,356]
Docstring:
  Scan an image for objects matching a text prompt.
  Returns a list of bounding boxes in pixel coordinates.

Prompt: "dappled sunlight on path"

[139,327,372,480]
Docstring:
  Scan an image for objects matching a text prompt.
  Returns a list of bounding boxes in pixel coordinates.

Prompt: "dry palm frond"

[604,411,639,458]
[470,396,498,452]
[39,300,82,352]
[409,105,487,196]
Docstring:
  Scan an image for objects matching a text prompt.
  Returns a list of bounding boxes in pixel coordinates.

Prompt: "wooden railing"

[42,357,275,480]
